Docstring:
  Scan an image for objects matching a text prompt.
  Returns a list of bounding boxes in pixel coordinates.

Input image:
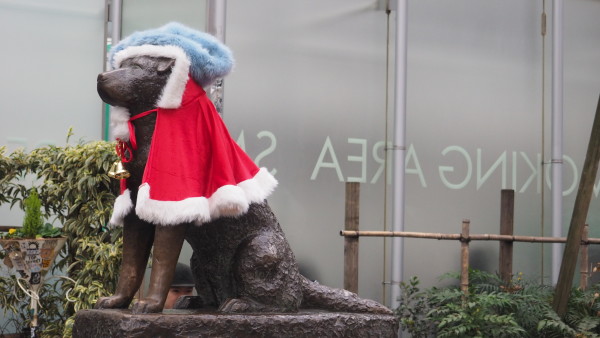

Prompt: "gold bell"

[108,161,131,180]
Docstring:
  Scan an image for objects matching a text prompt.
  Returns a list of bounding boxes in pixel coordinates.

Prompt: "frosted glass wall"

[121,0,206,35]
[225,0,392,303]
[0,0,105,226]
[402,0,546,287]
[223,0,600,305]
[0,0,105,151]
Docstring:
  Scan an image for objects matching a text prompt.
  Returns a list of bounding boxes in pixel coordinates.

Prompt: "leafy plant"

[537,286,600,337]
[0,137,121,337]
[21,188,44,238]
[39,223,62,238]
[395,275,435,337]
[460,269,555,336]
[67,235,123,313]
[394,270,600,337]
[428,288,526,337]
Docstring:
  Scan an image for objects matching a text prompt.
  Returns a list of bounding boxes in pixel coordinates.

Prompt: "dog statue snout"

[97,68,125,83]
[97,72,109,83]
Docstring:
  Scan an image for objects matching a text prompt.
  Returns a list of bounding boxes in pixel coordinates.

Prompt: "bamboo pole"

[460,220,470,295]
[340,230,461,240]
[344,182,359,293]
[499,190,515,284]
[580,224,589,290]
[339,230,600,245]
[554,94,600,316]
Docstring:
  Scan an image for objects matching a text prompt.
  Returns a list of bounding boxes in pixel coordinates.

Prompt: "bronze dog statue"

[95,23,390,315]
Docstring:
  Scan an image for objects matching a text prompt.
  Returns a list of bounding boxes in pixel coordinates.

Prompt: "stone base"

[73,309,398,338]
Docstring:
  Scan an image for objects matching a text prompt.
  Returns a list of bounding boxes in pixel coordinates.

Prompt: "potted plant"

[0,188,65,338]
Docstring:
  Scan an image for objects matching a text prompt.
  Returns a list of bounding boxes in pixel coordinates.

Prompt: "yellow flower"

[8,228,16,235]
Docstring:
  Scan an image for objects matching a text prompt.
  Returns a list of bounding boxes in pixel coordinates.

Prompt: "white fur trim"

[109,189,133,227]
[208,185,250,219]
[135,184,212,226]
[113,45,192,109]
[133,168,278,226]
[110,106,131,141]
[238,168,278,202]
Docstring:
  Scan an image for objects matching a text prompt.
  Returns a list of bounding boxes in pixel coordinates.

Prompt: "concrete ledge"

[73,309,398,338]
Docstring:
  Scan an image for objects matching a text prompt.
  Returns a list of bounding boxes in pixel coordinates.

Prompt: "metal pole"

[207,0,227,42]
[104,0,122,141]
[551,0,563,285]
[111,0,122,45]
[390,0,407,309]
[206,0,227,115]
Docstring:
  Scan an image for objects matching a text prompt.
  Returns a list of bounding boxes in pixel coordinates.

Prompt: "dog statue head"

[97,56,175,112]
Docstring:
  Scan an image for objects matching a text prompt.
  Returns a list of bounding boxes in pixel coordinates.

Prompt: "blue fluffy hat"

[110,22,234,101]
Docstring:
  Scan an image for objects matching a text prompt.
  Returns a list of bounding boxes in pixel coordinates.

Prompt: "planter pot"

[0,237,66,292]
[0,237,66,337]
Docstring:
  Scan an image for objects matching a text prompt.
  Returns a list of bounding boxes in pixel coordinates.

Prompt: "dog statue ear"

[157,58,176,74]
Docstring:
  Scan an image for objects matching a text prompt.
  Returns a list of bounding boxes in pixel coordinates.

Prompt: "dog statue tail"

[300,276,393,314]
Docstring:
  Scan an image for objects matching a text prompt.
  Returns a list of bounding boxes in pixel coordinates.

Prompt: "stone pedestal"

[73,309,398,338]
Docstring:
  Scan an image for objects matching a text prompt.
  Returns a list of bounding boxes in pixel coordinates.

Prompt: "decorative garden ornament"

[0,237,68,337]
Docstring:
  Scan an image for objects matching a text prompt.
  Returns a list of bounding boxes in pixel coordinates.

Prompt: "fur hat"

[109,22,234,89]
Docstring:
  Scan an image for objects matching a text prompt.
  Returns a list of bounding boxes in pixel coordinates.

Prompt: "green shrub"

[21,189,44,238]
[537,286,600,337]
[395,270,600,338]
[395,276,435,337]
[428,288,526,337]
[0,135,120,337]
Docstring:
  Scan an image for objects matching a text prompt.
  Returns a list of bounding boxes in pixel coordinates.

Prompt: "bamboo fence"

[340,183,599,293]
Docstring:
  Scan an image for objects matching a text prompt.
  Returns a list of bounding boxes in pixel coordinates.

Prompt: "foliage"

[428,288,526,337]
[1,188,62,240]
[21,188,44,238]
[395,276,435,337]
[537,286,600,337]
[0,137,121,337]
[0,272,67,337]
[459,269,555,336]
[39,223,62,238]
[395,270,600,338]
[67,234,123,313]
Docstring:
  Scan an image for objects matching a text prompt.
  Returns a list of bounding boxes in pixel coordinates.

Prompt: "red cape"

[110,79,277,226]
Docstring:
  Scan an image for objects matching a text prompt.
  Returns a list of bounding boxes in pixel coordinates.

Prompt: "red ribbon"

[115,109,158,163]
[115,139,132,163]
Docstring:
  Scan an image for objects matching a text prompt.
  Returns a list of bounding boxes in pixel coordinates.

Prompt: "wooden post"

[554,94,600,316]
[580,224,589,290]
[460,219,470,295]
[344,182,359,293]
[499,190,515,284]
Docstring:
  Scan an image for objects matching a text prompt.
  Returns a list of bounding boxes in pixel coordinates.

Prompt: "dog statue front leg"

[131,223,189,314]
[95,216,155,309]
